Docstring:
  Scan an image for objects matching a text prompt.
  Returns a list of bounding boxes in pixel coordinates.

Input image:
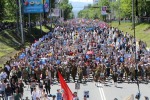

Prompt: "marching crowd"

[0,19,150,100]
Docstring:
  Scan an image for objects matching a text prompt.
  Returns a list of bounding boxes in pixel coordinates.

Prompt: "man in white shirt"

[32,88,39,100]
[0,71,7,80]
[0,81,6,97]
[5,64,10,72]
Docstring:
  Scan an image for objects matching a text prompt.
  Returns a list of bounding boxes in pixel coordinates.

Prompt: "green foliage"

[0,0,5,21]
[0,0,18,21]
[146,2,150,16]
[50,0,55,8]
[98,0,110,7]
[120,0,132,18]
[78,0,150,20]
[78,0,111,19]
[59,0,73,20]
[69,12,75,19]
[78,7,98,19]
[4,0,18,21]
[0,0,73,21]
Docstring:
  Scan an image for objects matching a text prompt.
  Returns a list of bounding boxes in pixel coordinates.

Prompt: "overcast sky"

[69,0,93,17]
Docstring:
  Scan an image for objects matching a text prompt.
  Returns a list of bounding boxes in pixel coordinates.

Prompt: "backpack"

[39,82,43,88]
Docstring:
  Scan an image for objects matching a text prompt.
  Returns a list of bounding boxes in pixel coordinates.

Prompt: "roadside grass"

[110,22,150,47]
[2,20,15,22]
[0,29,20,58]
[0,25,50,67]
[0,43,15,57]
[35,26,50,33]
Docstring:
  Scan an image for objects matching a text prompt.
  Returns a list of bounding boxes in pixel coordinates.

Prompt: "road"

[22,77,150,100]
[21,32,149,100]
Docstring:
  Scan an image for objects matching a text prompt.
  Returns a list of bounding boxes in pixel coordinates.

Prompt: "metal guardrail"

[140,17,150,23]
[0,22,37,32]
[0,22,17,32]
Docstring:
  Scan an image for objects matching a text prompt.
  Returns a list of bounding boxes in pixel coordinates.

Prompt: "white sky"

[69,0,93,3]
[69,0,93,17]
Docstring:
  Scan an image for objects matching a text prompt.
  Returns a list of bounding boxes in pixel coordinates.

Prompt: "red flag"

[58,71,73,100]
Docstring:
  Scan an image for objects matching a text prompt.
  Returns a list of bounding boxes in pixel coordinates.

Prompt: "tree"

[4,0,18,21]
[78,0,112,20]
[110,1,119,17]
[50,0,55,8]
[94,13,98,19]
[69,12,75,19]
[0,0,5,21]
[146,1,150,16]
[87,4,92,8]
[98,0,110,7]
[120,0,132,18]
[138,0,150,17]
[59,0,73,20]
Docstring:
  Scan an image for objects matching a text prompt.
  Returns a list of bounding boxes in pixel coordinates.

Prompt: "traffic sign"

[84,91,89,98]
[75,83,80,90]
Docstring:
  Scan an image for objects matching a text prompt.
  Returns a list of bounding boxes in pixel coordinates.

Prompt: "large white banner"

[101,6,107,15]
[51,8,60,17]
[93,0,99,4]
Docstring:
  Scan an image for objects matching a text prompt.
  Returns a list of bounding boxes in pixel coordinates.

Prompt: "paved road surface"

[22,79,150,100]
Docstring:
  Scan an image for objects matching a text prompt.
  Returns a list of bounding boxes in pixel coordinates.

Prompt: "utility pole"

[50,0,52,28]
[118,0,121,25]
[16,0,20,37]
[18,0,24,45]
[62,9,64,21]
[50,9,52,28]
[133,0,141,99]
[132,0,134,29]
[40,13,42,34]
[28,13,31,35]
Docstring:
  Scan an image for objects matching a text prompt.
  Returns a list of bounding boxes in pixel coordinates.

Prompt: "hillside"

[0,26,50,67]
[111,22,150,47]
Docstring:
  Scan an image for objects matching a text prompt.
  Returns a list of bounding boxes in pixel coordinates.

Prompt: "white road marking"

[97,82,106,100]
[98,85,104,100]
[99,83,106,100]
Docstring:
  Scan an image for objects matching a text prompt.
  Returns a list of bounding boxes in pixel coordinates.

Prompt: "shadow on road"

[116,86,123,89]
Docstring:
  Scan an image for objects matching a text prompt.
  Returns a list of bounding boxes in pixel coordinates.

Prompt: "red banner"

[58,71,73,100]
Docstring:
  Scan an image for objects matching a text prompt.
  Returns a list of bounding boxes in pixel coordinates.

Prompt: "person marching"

[44,78,51,95]
[112,70,118,87]
[82,65,87,83]
[66,65,71,82]
[71,63,77,83]
[13,88,22,100]
[77,66,83,83]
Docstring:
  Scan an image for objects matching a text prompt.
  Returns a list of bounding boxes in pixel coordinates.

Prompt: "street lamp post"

[40,13,42,35]
[132,0,135,28]
[18,0,24,45]
[132,0,141,99]
[118,0,121,25]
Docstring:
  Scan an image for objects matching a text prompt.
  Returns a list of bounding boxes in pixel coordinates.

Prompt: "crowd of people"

[0,18,150,100]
